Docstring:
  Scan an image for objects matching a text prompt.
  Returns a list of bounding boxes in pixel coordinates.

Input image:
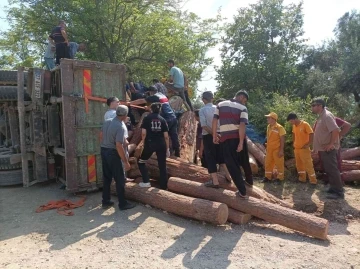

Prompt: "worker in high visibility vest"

[262,112,286,184]
[287,113,317,185]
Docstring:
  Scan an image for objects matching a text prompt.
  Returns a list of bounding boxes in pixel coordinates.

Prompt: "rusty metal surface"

[60,59,126,192]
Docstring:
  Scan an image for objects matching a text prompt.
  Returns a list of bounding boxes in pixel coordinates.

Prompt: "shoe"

[261,177,270,183]
[236,191,249,200]
[204,180,220,188]
[244,180,253,187]
[326,192,344,200]
[126,178,135,182]
[326,188,337,194]
[102,201,115,209]
[119,202,136,210]
[139,182,151,188]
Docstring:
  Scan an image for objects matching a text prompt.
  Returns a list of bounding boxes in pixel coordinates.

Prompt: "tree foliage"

[0,0,221,90]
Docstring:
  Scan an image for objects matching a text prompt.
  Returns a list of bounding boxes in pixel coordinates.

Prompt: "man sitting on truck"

[68,42,87,59]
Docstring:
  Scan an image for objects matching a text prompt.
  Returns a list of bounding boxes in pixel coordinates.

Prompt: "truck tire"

[0,70,28,86]
[0,169,23,186]
[0,151,22,170]
[0,86,31,102]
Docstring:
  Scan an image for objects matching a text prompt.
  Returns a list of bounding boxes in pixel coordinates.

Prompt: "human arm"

[237,123,245,152]
[130,98,147,106]
[48,36,55,45]
[199,109,212,134]
[278,135,285,157]
[292,133,295,148]
[164,131,170,157]
[199,139,204,157]
[60,28,69,45]
[339,120,351,139]
[116,142,130,171]
[141,128,147,142]
[302,133,314,149]
[324,129,340,151]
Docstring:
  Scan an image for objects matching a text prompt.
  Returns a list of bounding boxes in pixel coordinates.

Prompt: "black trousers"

[222,138,246,195]
[319,150,343,193]
[101,147,127,207]
[55,43,69,65]
[203,134,224,174]
[184,90,194,111]
[167,118,180,156]
[138,140,168,190]
[240,139,253,184]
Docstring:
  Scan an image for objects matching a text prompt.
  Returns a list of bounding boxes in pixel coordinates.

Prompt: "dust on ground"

[1,179,360,269]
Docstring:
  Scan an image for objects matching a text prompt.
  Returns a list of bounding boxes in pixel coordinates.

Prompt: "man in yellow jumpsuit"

[262,112,286,184]
[287,113,317,184]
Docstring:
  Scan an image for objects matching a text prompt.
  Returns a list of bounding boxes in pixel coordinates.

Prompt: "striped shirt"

[214,99,248,142]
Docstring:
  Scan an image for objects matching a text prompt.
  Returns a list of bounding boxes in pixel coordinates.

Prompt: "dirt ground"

[1,179,360,269]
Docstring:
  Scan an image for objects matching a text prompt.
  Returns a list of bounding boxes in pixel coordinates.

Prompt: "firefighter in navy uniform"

[137,103,170,190]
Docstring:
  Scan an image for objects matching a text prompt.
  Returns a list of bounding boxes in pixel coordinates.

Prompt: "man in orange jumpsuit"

[262,112,286,184]
[287,113,317,184]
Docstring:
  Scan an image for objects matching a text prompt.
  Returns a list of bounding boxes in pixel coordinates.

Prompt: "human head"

[116,105,128,121]
[106,96,119,109]
[78,42,86,52]
[194,109,200,122]
[215,98,226,105]
[153,78,159,84]
[202,91,214,104]
[147,86,158,96]
[265,112,278,125]
[234,90,249,105]
[150,102,162,114]
[168,59,175,68]
[59,20,66,28]
[311,98,326,114]
[286,112,299,126]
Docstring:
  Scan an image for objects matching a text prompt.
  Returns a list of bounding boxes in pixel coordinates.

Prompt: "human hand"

[302,144,310,149]
[278,150,284,158]
[124,161,131,171]
[236,143,243,152]
[324,144,335,152]
[166,149,170,158]
[213,135,219,144]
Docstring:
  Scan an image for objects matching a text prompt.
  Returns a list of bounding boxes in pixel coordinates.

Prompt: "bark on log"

[145,156,293,208]
[255,143,266,154]
[178,111,197,163]
[248,153,259,175]
[168,177,329,240]
[342,170,360,182]
[314,160,360,171]
[112,182,229,225]
[228,208,252,225]
[341,147,360,160]
[128,144,137,157]
[247,138,265,166]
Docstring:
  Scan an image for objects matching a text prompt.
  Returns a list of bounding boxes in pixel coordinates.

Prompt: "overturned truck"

[1,60,127,191]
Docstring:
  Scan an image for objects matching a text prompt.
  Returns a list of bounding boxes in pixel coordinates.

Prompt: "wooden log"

[342,170,360,182]
[228,208,252,225]
[178,111,197,163]
[145,156,293,208]
[314,160,360,172]
[128,143,137,157]
[247,138,265,166]
[255,142,266,154]
[168,177,329,240]
[112,182,229,225]
[248,153,259,175]
[342,147,360,160]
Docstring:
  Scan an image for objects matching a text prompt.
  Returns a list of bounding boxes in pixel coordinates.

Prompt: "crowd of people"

[45,20,86,70]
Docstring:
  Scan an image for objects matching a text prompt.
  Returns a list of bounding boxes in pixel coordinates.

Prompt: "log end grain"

[228,208,252,224]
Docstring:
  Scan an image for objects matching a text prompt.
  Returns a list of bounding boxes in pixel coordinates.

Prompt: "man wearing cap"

[49,20,69,65]
[311,98,344,199]
[287,113,317,184]
[100,105,135,210]
[263,112,286,184]
[165,59,192,111]
[212,90,250,199]
[129,86,180,157]
[199,91,232,188]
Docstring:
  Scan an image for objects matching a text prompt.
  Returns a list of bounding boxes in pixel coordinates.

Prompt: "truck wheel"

[0,86,31,102]
[0,169,23,186]
[0,70,28,86]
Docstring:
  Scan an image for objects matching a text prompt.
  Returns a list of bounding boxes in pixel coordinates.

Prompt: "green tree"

[0,0,220,92]
[216,0,306,97]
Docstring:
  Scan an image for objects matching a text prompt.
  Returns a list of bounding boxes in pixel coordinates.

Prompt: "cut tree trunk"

[314,160,360,171]
[248,153,259,175]
[228,208,252,225]
[178,111,197,163]
[341,147,360,160]
[145,156,293,208]
[168,177,329,240]
[255,143,266,154]
[112,182,229,225]
[247,138,265,166]
[342,170,360,182]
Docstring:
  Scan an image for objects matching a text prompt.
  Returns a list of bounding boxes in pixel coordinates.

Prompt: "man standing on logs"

[130,86,180,157]
[311,98,344,199]
[263,112,286,184]
[138,103,170,189]
[287,113,317,185]
[212,91,249,199]
[100,105,135,210]
[49,20,69,65]
[200,91,232,188]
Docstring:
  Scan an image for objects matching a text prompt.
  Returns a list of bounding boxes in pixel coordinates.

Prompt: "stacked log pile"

[112,110,331,240]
